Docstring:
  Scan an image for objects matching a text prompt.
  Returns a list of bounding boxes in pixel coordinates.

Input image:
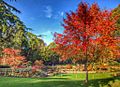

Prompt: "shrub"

[1,48,26,68]
[66,64,72,69]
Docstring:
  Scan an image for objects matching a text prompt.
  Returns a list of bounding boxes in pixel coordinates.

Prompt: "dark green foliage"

[0,0,26,50]
[40,42,60,65]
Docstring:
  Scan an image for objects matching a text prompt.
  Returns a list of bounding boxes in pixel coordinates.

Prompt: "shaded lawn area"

[0,73,120,87]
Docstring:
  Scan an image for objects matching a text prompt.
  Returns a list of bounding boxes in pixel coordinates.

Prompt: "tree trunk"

[84,62,88,83]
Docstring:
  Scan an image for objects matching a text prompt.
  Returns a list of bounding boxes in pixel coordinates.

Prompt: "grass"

[0,73,120,87]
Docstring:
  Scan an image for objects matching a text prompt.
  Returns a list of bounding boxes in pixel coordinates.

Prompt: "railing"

[0,68,32,77]
[0,65,119,77]
[0,67,56,77]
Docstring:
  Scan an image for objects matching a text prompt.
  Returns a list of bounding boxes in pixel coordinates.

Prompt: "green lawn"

[0,73,120,87]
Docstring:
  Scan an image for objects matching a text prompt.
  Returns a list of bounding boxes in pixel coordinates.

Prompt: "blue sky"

[6,0,120,45]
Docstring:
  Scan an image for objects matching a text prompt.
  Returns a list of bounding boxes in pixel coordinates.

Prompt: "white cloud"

[44,6,53,18]
[43,5,64,19]
[53,11,64,19]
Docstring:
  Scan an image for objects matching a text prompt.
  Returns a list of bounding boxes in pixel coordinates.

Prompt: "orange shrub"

[66,64,72,69]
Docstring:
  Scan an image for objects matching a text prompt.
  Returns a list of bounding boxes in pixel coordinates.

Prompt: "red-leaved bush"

[1,48,25,68]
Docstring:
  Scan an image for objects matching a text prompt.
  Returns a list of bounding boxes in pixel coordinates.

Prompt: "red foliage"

[3,48,21,55]
[54,2,118,62]
[1,48,25,68]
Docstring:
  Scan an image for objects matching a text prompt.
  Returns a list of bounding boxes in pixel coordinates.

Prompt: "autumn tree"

[1,48,25,68]
[54,2,118,83]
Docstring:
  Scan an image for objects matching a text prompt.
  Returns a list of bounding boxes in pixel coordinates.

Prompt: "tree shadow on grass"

[88,76,120,87]
[27,76,120,87]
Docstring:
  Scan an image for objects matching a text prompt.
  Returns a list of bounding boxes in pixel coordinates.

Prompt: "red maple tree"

[54,2,118,83]
[1,48,25,68]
